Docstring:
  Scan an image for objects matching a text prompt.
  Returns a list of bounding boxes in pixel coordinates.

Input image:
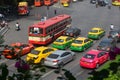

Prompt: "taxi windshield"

[55,39,64,42]
[73,40,83,44]
[30,50,40,55]
[90,30,98,33]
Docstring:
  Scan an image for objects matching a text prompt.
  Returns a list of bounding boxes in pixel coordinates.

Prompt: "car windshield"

[110,31,118,35]
[55,39,64,42]
[83,54,95,59]
[48,54,59,59]
[66,28,74,33]
[90,30,98,33]
[30,49,40,55]
[73,40,83,44]
[99,40,111,46]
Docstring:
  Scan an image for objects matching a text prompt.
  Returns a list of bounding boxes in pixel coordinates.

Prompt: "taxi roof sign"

[18,2,28,6]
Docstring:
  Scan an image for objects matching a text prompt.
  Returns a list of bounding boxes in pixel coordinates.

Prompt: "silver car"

[44,50,75,68]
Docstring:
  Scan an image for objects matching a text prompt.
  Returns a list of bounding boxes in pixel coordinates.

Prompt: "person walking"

[15,22,20,31]
[110,24,114,30]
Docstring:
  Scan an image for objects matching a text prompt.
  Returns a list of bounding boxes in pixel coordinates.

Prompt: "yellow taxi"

[70,37,93,51]
[63,2,69,7]
[112,0,120,6]
[26,46,57,64]
[87,27,105,40]
[52,36,74,50]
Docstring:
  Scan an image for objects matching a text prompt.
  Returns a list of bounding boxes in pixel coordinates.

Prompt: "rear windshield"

[30,49,40,55]
[55,39,64,42]
[48,54,59,59]
[73,40,82,44]
[83,54,95,59]
[90,30,98,33]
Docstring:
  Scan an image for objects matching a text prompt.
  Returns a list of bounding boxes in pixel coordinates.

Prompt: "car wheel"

[40,59,44,65]
[98,36,101,40]
[83,47,85,51]
[96,63,99,69]
[58,62,64,68]
[72,55,76,60]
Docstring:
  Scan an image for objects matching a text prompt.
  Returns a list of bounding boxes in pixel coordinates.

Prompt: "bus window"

[30,27,43,34]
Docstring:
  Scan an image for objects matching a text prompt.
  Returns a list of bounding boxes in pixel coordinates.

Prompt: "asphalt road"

[0,0,120,80]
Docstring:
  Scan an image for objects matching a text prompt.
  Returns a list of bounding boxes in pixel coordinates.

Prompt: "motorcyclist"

[15,22,20,31]
[110,24,114,30]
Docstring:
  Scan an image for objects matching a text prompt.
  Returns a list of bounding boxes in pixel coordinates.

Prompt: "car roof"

[92,27,102,30]
[52,50,67,55]
[101,38,114,42]
[76,37,87,40]
[87,49,102,55]
[58,36,69,39]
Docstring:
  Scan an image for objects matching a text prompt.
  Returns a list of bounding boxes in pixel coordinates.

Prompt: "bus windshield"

[29,27,43,34]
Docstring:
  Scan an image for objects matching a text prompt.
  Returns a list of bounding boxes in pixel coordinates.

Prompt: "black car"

[108,29,120,42]
[64,27,81,37]
[97,38,116,52]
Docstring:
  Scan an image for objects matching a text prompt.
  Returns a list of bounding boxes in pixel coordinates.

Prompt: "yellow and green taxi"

[88,27,105,40]
[52,36,74,50]
[26,46,57,64]
[70,37,93,51]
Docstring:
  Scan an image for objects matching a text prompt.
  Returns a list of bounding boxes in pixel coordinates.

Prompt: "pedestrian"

[15,22,20,31]
[110,24,114,30]
[54,9,57,15]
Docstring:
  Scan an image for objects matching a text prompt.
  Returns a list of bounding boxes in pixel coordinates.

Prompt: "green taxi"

[70,37,93,51]
[52,36,74,50]
[88,27,105,40]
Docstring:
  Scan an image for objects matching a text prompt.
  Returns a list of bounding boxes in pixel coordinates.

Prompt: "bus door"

[34,0,44,7]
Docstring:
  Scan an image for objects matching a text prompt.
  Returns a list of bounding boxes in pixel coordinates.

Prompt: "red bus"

[44,0,54,6]
[34,0,44,7]
[28,14,72,45]
[112,0,120,6]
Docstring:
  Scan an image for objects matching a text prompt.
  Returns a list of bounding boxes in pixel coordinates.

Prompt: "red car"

[80,49,109,69]
[2,42,34,59]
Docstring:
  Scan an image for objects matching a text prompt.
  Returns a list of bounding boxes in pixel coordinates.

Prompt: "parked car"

[108,29,120,42]
[80,49,109,69]
[44,50,75,68]
[63,27,81,37]
[52,36,74,50]
[2,42,34,59]
[97,38,116,52]
[88,27,105,40]
[70,37,93,51]
[26,46,57,64]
